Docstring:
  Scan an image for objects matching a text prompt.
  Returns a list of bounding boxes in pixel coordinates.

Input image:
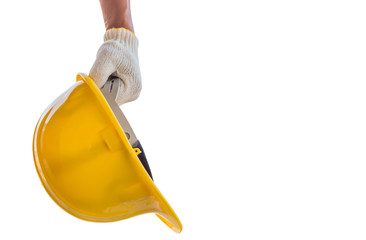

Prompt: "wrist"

[106,21,134,32]
[104,28,139,53]
[105,13,134,31]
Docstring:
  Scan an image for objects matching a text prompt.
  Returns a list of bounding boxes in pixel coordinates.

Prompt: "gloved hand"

[89,28,142,105]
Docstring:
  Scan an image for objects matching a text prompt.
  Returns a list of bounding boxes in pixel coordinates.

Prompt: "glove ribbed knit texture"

[104,28,139,52]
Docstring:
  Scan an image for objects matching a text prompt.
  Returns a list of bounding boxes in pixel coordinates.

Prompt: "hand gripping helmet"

[33,73,182,233]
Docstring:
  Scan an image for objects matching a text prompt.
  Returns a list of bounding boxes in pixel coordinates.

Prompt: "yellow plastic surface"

[33,73,182,233]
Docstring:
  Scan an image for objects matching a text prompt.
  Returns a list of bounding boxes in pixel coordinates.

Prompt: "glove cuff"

[104,28,139,52]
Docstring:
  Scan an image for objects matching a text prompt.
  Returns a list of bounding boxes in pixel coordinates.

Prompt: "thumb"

[89,55,116,88]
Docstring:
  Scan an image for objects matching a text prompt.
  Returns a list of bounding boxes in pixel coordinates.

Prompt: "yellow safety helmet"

[32,73,182,233]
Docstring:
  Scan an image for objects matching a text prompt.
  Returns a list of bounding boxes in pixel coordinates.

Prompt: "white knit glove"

[89,28,142,105]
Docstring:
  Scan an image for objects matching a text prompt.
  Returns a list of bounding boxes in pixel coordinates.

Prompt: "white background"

[0,0,366,239]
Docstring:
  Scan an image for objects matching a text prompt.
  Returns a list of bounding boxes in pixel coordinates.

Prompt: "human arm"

[90,0,141,105]
[99,0,134,32]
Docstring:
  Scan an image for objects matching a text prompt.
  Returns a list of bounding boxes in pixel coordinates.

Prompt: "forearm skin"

[99,0,134,32]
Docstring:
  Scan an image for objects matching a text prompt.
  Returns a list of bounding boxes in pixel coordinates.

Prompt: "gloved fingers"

[89,57,141,105]
[89,53,142,105]
[115,73,141,105]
